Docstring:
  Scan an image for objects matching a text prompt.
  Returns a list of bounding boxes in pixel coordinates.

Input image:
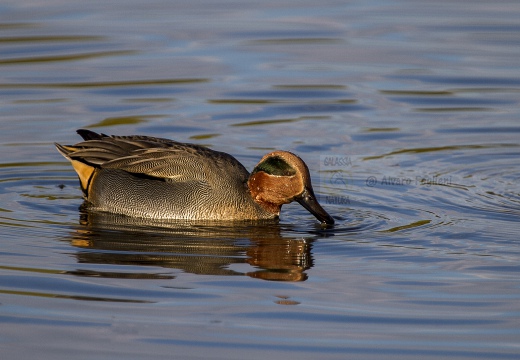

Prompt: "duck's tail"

[55,142,96,198]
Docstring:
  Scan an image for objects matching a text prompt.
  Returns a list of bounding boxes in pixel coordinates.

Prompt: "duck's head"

[248,151,335,225]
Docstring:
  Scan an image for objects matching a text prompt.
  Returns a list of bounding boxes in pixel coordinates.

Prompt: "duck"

[55,129,334,225]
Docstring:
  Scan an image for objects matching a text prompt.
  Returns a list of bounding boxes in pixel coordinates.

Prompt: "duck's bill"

[296,188,335,225]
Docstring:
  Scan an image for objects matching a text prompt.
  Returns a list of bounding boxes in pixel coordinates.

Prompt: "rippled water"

[1,1,520,359]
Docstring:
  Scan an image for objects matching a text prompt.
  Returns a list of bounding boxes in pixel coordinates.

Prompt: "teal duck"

[56,129,334,224]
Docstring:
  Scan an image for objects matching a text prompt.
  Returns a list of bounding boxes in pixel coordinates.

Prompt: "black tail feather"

[77,129,107,141]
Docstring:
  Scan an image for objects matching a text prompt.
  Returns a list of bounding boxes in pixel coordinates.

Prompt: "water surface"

[1,1,519,359]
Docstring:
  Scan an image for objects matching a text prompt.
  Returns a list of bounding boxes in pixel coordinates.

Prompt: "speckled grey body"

[89,163,275,221]
[57,131,276,221]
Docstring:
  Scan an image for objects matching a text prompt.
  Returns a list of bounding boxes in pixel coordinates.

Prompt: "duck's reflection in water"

[66,210,314,281]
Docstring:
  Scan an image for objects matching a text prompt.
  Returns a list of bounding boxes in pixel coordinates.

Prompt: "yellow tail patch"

[70,159,96,195]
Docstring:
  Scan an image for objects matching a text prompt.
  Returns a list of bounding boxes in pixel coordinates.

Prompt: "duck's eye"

[253,157,296,176]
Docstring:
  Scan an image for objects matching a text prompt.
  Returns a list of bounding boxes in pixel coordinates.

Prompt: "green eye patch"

[252,156,297,176]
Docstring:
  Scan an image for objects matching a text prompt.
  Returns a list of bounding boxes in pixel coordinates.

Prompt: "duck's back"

[56,130,275,221]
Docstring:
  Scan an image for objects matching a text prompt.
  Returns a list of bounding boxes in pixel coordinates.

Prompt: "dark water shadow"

[62,210,334,282]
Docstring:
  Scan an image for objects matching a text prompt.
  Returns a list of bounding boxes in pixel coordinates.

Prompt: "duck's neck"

[247,174,282,215]
[254,197,282,215]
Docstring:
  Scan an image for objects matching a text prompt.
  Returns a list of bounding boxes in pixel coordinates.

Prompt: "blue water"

[1,1,519,359]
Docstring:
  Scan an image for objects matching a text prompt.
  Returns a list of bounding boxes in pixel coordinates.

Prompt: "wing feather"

[101,149,218,181]
[59,130,250,184]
